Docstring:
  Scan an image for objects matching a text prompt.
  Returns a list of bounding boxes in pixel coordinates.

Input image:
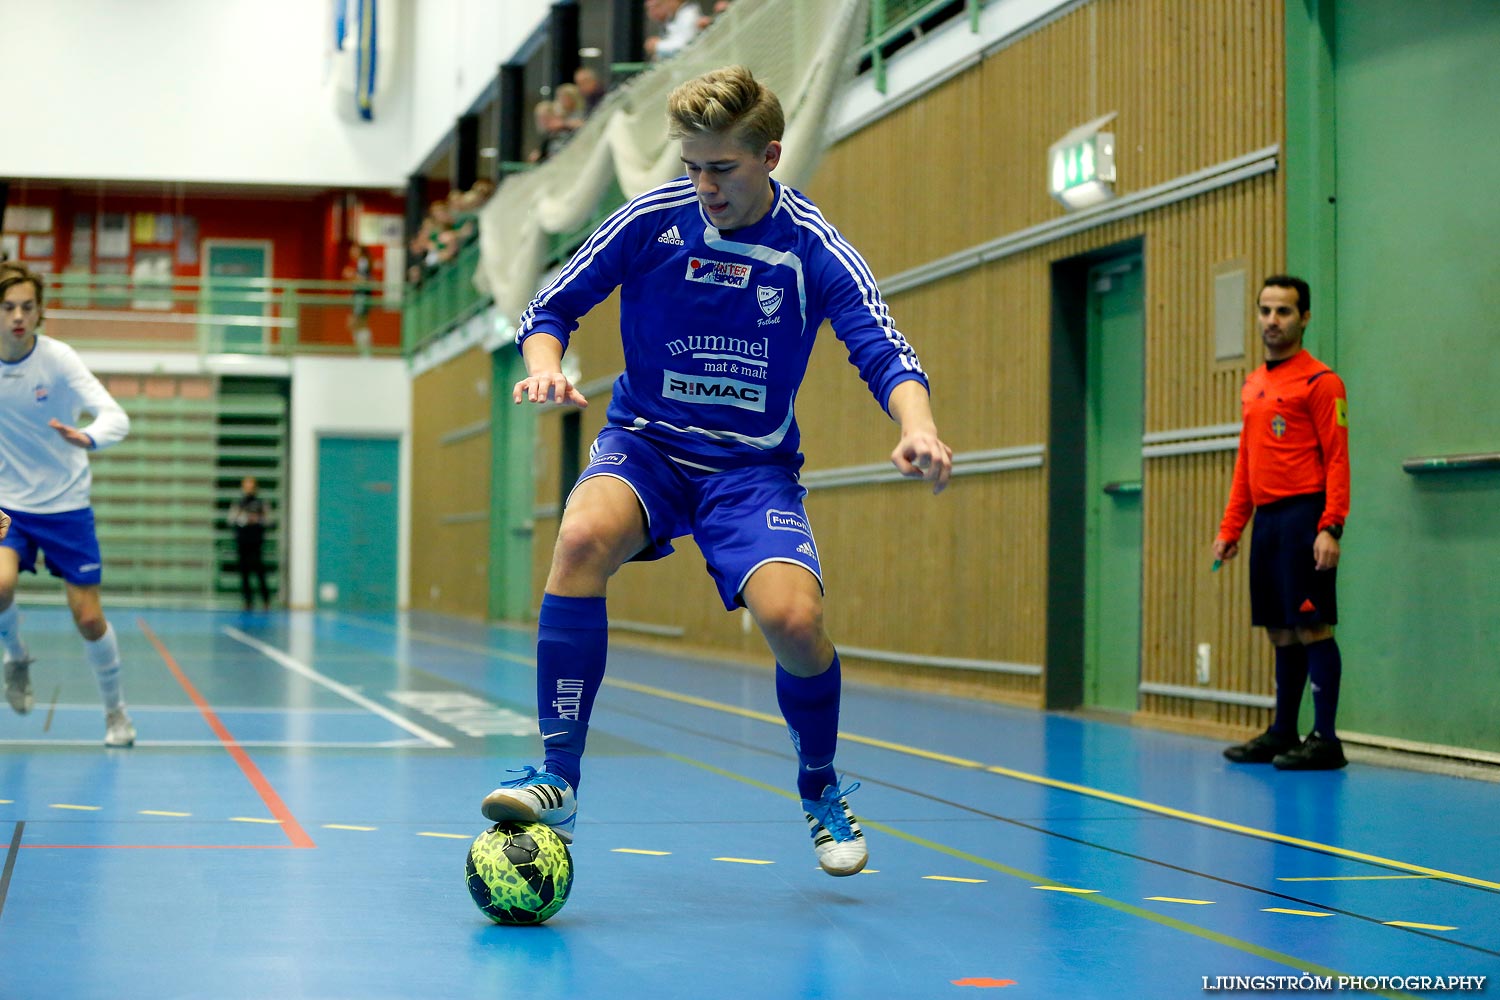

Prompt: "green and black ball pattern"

[466,821,574,925]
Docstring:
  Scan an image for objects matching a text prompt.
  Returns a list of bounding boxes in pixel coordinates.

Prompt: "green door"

[316,436,399,613]
[202,241,270,353]
[1084,257,1145,711]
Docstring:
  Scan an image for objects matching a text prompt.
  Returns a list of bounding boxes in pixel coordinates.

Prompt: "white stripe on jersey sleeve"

[519,181,700,334]
[782,191,924,376]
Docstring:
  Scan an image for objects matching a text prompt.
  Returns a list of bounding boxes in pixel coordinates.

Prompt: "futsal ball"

[465,821,574,925]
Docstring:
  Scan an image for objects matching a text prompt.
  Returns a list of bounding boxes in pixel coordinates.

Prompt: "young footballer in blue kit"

[481,66,952,877]
[0,263,136,747]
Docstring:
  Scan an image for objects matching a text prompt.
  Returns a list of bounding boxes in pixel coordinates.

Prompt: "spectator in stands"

[696,0,734,31]
[554,83,587,132]
[456,178,496,214]
[343,245,374,351]
[644,0,704,62]
[0,262,136,748]
[229,476,271,612]
[574,67,606,116]
[528,99,578,163]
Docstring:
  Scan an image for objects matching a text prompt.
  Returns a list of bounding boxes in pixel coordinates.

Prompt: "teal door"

[316,436,399,612]
[1084,257,1145,712]
[202,241,270,353]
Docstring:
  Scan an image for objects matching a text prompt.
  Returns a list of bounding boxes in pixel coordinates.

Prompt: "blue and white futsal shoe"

[481,765,578,843]
[802,780,867,877]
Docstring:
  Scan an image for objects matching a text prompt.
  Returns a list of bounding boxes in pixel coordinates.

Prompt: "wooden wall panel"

[411,345,494,620]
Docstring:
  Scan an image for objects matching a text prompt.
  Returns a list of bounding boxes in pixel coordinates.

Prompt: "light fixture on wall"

[1048,112,1118,211]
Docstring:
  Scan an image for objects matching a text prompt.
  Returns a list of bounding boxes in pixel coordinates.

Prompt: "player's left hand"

[891,429,953,495]
[1313,531,1340,571]
[48,418,94,449]
[0,509,10,541]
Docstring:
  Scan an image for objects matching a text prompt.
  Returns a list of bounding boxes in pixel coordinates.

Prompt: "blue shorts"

[1249,493,1337,628]
[572,427,823,610]
[1,507,105,586]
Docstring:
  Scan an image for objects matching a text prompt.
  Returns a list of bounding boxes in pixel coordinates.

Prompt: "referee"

[1215,275,1350,771]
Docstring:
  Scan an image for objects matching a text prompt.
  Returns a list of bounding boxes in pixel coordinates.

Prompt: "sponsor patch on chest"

[661,370,765,412]
[684,257,751,288]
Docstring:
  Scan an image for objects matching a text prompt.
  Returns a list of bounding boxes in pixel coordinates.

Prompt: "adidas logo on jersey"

[657,225,685,245]
[796,541,817,559]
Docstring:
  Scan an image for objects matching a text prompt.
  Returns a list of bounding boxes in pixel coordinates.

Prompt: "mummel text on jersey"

[517,177,928,471]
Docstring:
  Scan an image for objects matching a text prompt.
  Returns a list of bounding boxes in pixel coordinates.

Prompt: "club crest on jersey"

[685,257,751,288]
[756,285,784,317]
[33,384,49,402]
[765,509,812,538]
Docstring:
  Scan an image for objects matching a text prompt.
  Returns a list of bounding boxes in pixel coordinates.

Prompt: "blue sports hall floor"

[0,607,1495,999]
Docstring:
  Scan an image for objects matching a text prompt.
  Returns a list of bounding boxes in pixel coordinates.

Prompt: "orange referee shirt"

[1217,348,1350,544]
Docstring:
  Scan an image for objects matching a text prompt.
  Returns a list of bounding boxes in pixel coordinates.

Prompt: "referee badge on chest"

[1271,414,1287,438]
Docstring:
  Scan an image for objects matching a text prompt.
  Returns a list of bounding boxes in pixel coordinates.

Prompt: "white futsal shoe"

[105,707,137,747]
[803,781,868,877]
[481,765,578,843]
[4,653,34,715]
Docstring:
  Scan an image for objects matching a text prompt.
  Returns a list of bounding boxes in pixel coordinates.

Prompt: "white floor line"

[0,738,439,749]
[221,626,454,749]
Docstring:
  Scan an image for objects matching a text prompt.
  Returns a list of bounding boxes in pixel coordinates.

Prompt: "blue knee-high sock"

[1305,638,1342,741]
[776,653,842,801]
[1271,643,1309,737]
[535,594,608,792]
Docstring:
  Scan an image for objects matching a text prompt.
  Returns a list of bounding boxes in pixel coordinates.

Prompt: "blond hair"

[666,65,784,152]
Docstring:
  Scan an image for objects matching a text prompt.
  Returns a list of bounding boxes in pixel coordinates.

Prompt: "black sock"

[1305,638,1342,741]
[1271,643,1309,737]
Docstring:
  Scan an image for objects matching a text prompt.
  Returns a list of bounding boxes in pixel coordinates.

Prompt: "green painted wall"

[1295,0,1500,750]
[489,347,535,623]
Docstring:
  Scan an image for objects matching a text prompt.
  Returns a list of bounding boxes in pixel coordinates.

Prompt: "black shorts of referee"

[1249,492,1337,629]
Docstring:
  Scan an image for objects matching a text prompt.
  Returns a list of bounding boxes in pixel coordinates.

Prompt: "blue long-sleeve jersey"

[518,177,929,471]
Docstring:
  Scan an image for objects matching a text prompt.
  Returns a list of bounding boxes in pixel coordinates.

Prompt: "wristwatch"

[1322,524,1343,540]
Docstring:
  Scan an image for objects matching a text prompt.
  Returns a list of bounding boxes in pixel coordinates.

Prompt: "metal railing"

[864,0,985,93]
[39,271,402,357]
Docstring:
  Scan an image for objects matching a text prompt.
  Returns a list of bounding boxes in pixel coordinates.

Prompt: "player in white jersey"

[481,66,953,877]
[0,263,136,747]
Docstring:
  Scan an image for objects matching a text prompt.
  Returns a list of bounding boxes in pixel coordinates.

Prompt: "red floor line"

[20,844,302,850]
[137,617,316,849]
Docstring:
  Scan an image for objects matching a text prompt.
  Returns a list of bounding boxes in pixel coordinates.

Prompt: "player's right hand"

[0,509,9,541]
[1212,537,1239,561]
[513,373,589,408]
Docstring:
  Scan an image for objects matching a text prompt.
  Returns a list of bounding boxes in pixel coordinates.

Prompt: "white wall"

[10,0,550,187]
[409,0,554,168]
[288,356,411,609]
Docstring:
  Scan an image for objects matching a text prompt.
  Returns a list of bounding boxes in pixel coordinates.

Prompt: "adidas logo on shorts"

[657,225,685,246]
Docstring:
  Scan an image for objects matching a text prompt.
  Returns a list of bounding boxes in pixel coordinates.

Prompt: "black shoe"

[1223,728,1300,763]
[1273,733,1348,771]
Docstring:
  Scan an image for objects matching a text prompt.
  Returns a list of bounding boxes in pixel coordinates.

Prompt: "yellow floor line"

[612,678,1499,892]
[1264,908,1334,917]
[1146,896,1214,905]
[50,804,101,811]
[417,831,469,840]
[660,750,1422,1000]
[612,848,670,856]
[714,857,774,865]
[139,810,191,817]
[230,817,283,825]
[924,875,986,883]
[323,824,377,831]
[1383,921,1457,931]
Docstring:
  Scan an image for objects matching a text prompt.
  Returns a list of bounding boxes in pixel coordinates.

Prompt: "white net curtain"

[474,0,869,323]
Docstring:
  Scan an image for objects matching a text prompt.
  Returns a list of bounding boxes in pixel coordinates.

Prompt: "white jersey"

[0,335,130,513]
